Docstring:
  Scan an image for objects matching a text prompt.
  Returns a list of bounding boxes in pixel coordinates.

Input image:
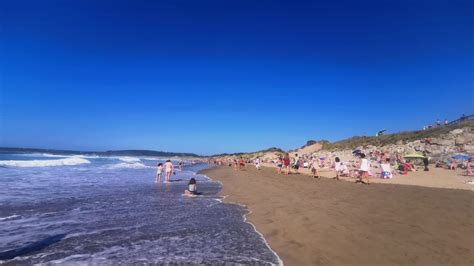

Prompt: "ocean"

[0,153,280,265]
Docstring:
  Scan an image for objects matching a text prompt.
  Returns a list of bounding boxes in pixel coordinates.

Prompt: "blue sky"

[1,0,473,155]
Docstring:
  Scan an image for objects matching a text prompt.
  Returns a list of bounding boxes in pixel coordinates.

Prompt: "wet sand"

[201,166,474,266]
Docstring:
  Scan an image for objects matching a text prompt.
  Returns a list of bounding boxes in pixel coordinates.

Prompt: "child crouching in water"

[185,178,202,196]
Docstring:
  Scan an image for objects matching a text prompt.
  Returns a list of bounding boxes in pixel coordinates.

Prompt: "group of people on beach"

[155,160,202,196]
[207,146,474,187]
[155,160,175,183]
[267,151,421,185]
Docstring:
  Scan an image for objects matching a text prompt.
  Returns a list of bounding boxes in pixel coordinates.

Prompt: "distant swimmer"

[178,160,183,171]
[156,163,163,183]
[164,160,174,183]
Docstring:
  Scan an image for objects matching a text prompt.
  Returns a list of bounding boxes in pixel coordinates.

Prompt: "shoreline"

[200,166,474,266]
[199,169,283,265]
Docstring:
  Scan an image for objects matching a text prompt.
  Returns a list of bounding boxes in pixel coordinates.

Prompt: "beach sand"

[201,166,474,266]
[261,163,474,191]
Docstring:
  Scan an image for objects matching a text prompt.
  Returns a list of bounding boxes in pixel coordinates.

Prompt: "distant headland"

[0,147,201,158]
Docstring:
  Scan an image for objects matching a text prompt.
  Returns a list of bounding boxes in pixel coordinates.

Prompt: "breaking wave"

[116,157,141,163]
[0,157,91,168]
[108,162,151,169]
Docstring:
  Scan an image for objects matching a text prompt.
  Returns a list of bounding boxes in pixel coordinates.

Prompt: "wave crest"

[116,157,141,163]
[0,157,91,168]
[109,162,151,169]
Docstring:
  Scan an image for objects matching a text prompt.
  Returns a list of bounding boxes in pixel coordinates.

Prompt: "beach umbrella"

[352,149,361,154]
[404,154,426,159]
[451,154,471,161]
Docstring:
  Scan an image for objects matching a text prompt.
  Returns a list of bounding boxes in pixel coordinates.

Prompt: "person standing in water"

[156,163,163,183]
[178,160,183,171]
[164,160,174,183]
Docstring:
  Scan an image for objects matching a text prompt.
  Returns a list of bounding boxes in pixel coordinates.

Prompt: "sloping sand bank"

[201,166,474,266]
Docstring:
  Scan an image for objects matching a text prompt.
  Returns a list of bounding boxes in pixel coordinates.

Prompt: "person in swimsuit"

[164,160,174,183]
[293,153,300,173]
[239,157,245,170]
[276,156,283,174]
[255,157,261,170]
[184,178,201,196]
[156,163,163,183]
[311,157,320,178]
[380,158,393,179]
[283,154,291,175]
[334,157,343,180]
[466,159,473,176]
[358,153,370,184]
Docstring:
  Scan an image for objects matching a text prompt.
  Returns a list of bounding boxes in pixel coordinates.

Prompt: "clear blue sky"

[1,0,473,155]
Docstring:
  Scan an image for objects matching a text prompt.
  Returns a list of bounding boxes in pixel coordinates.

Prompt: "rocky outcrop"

[305,126,474,162]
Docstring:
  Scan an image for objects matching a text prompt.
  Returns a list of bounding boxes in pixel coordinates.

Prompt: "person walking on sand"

[311,156,320,178]
[293,153,300,174]
[239,157,245,170]
[358,153,370,184]
[276,156,283,174]
[255,157,261,170]
[164,160,174,183]
[283,154,291,175]
[334,157,343,180]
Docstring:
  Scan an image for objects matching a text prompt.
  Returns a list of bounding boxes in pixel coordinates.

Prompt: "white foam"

[202,174,284,266]
[116,156,141,163]
[0,214,22,221]
[0,157,91,168]
[41,153,66,158]
[109,162,151,169]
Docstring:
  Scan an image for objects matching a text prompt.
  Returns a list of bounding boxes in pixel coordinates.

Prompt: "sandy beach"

[261,163,474,191]
[201,166,474,266]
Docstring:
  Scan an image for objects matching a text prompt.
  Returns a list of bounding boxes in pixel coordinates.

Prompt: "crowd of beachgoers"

[209,149,474,185]
[208,117,474,186]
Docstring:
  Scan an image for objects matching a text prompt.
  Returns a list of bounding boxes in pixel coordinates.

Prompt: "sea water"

[0,154,280,265]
